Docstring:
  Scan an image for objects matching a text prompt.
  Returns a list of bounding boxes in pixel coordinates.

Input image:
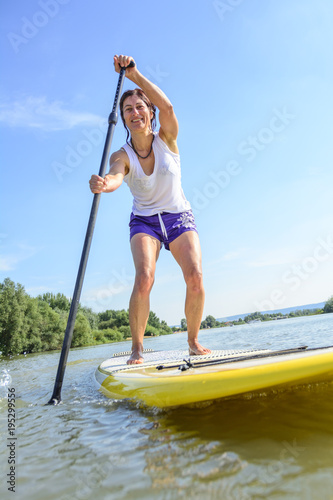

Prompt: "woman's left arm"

[114,55,179,151]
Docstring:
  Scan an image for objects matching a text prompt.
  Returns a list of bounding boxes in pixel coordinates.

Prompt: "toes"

[189,345,211,356]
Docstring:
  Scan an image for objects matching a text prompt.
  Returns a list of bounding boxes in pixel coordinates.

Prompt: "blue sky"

[1,0,333,325]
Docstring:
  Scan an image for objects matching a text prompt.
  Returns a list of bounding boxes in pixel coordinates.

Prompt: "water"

[1,314,333,500]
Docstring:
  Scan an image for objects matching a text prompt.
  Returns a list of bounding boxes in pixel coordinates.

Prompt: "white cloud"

[0,256,16,272]
[247,249,297,268]
[82,280,133,307]
[248,258,292,268]
[206,250,244,268]
[0,96,104,131]
[0,243,40,272]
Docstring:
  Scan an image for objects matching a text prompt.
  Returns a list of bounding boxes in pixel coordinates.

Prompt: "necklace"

[128,135,154,159]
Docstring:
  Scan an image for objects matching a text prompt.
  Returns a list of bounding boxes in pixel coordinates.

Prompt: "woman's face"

[122,95,153,133]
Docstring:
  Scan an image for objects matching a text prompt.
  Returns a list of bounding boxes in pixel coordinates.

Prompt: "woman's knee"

[134,268,155,295]
[184,266,203,292]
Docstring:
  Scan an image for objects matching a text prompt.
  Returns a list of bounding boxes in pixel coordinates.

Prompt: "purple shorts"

[129,210,198,250]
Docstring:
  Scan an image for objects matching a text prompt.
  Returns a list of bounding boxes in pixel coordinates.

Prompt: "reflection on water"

[139,381,333,499]
[1,314,333,499]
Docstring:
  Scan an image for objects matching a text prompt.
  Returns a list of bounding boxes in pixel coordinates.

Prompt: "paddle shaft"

[47,64,132,405]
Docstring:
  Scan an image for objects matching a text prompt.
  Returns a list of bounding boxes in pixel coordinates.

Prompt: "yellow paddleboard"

[95,346,333,408]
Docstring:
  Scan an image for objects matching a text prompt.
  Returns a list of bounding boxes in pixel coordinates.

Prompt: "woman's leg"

[128,233,160,364]
[169,231,211,355]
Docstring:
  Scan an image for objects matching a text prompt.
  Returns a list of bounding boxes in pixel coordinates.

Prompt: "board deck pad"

[99,347,274,374]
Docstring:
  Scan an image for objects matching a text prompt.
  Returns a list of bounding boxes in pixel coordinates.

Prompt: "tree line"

[177,296,333,331]
[0,278,172,356]
[1,278,332,356]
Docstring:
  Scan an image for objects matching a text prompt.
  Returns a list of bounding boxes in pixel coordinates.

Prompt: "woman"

[89,54,210,364]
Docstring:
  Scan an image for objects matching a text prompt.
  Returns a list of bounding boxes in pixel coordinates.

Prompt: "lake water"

[1,313,333,500]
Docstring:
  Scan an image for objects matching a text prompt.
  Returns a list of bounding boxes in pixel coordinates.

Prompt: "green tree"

[118,325,131,339]
[38,292,71,312]
[324,296,333,314]
[201,315,220,329]
[72,313,93,347]
[100,328,123,342]
[78,305,99,330]
[98,309,116,323]
[37,300,65,351]
[98,309,118,330]
[92,330,107,343]
[0,278,28,355]
[244,312,264,322]
[180,318,187,330]
[113,309,130,328]
[144,324,159,336]
[160,320,173,335]
[205,315,217,328]
[23,299,65,353]
[147,311,160,329]
[24,298,43,353]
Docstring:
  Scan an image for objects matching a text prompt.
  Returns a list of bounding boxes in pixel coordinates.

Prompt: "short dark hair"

[120,88,156,142]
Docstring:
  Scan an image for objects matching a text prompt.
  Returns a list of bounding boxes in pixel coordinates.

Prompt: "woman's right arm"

[89,149,129,194]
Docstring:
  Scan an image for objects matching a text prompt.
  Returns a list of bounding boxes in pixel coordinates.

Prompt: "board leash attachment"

[179,359,194,371]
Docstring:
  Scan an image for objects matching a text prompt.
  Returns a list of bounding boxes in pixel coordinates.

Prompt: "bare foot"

[127,346,144,365]
[188,341,211,356]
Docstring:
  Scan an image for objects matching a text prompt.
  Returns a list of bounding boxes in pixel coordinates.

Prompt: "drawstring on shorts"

[158,213,168,242]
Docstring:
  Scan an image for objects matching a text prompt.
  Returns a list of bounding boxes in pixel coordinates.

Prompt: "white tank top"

[122,132,191,216]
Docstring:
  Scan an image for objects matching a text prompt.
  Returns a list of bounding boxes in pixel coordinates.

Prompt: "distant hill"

[217,302,325,323]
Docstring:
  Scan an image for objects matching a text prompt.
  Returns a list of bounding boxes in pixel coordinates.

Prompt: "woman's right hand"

[89,174,107,194]
[90,151,127,194]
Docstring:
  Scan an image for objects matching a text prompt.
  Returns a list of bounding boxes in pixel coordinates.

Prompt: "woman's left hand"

[113,54,136,76]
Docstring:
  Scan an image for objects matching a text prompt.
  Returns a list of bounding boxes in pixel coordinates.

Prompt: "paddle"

[47,61,134,405]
